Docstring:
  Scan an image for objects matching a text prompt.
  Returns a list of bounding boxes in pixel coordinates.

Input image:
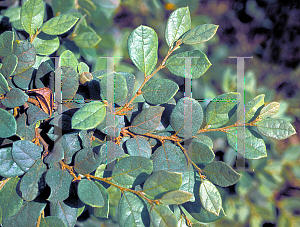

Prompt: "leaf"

[74,146,102,174]
[45,169,73,203]
[143,170,182,199]
[0,147,25,177]
[166,50,211,78]
[199,180,222,216]
[203,161,242,187]
[40,216,66,227]
[20,159,46,201]
[100,141,125,164]
[41,14,79,35]
[96,112,119,132]
[51,0,74,15]
[0,73,10,95]
[259,102,280,119]
[0,177,23,218]
[187,139,215,164]
[50,201,78,227]
[28,87,54,117]
[126,136,151,158]
[71,101,106,130]
[60,50,78,71]
[182,24,219,45]
[149,204,178,227]
[227,127,267,159]
[151,142,187,172]
[27,104,49,125]
[73,32,101,48]
[117,191,149,227]
[99,72,128,103]
[206,92,240,128]
[20,0,44,35]
[1,88,29,108]
[13,67,34,90]
[0,31,14,57]
[170,97,203,138]
[0,108,17,138]
[13,40,36,75]
[165,7,191,47]
[0,54,18,78]
[130,106,164,135]
[16,113,35,141]
[128,25,158,76]
[32,32,60,55]
[179,163,195,202]
[193,135,213,149]
[11,140,42,172]
[161,190,192,205]
[115,72,136,106]
[77,62,89,74]
[240,94,264,123]
[78,179,104,207]
[141,78,179,105]
[255,118,296,140]
[93,182,109,218]
[111,156,153,188]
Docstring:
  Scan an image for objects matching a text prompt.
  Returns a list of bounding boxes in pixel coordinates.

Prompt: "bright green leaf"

[161,190,192,205]
[200,180,222,216]
[259,102,280,119]
[1,88,29,108]
[60,50,78,71]
[182,24,219,45]
[73,32,101,48]
[78,179,104,207]
[32,32,60,55]
[240,94,264,123]
[41,14,79,35]
[77,62,89,74]
[0,108,17,138]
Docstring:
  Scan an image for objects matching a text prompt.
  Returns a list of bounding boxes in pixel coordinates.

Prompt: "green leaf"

[240,94,264,123]
[50,201,78,227]
[93,181,109,218]
[126,136,152,158]
[73,32,101,48]
[206,92,240,128]
[13,40,36,75]
[32,32,60,55]
[199,180,222,216]
[0,108,17,138]
[143,170,182,199]
[111,156,153,188]
[117,191,149,227]
[74,146,102,174]
[0,54,18,78]
[130,106,164,135]
[71,101,106,130]
[182,24,219,45]
[0,177,23,218]
[115,72,136,106]
[100,72,128,103]
[193,135,213,149]
[255,118,296,140]
[165,7,191,47]
[187,139,215,164]
[27,104,49,125]
[151,142,187,172]
[149,204,178,227]
[40,216,66,227]
[1,88,29,108]
[51,0,74,15]
[78,179,104,207]
[259,101,280,119]
[227,127,267,159]
[60,50,78,71]
[161,190,192,205]
[20,0,44,35]
[45,169,73,203]
[41,14,79,35]
[13,68,34,90]
[20,159,47,201]
[170,97,203,137]
[0,147,25,177]
[77,62,89,74]
[166,50,211,78]
[0,31,14,57]
[128,25,158,76]
[0,73,10,95]
[100,141,125,164]
[203,161,242,187]
[141,78,179,105]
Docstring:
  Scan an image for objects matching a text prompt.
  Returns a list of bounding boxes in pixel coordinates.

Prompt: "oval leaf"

[161,190,192,205]
[74,146,102,174]
[78,179,104,207]
[259,102,280,119]
[199,180,222,216]
[59,50,78,71]
[73,32,101,48]
[0,147,25,177]
[149,204,178,227]
[0,108,17,138]
[182,24,219,45]
[0,54,18,78]
[32,33,60,55]
[0,31,14,57]
[13,40,36,75]
[187,139,215,164]
[100,141,125,164]
[41,14,79,35]
[126,136,151,158]
[0,73,10,95]
[1,88,29,108]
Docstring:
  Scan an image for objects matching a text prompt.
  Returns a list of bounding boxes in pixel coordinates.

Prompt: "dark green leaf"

[115,72,136,106]
[0,108,17,138]
[94,181,109,218]
[143,170,182,199]
[79,130,94,148]
[50,201,78,227]
[128,25,158,76]
[1,88,29,108]
[111,156,153,188]
[74,146,102,174]
[32,32,60,55]
[73,32,101,48]
[161,190,192,205]
[0,31,14,57]
[20,0,44,35]
[166,50,211,78]
[0,177,23,218]
[170,97,203,137]
[41,14,79,35]
[255,118,296,140]
[60,50,78,71]
[100,141,125,164]
[78,179,104,207]
[40,216,66,227]
[27,104,49,125]
[126,136,151,158]
[259,102,280,119]
[16,113,35,141]
[130,106,164,135]
[199,180,222,216]
[165,7,191,47]
[187,139,215,164]
[45,169,73,203]
[149,204,177,227]
[182,24,219,45]
[13,67,34,90]
[203,161,242,187]
[20,159,46,201]
[179,163,195,202]
[11,140,42,171]
[13,40,36,75]
[0,147,25,177]
[193,134,213,149]
[240,94,264,123]
[141,79,179,105]
[71,101,106,130]
[0,73,10,95]
[0,54,18,78]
